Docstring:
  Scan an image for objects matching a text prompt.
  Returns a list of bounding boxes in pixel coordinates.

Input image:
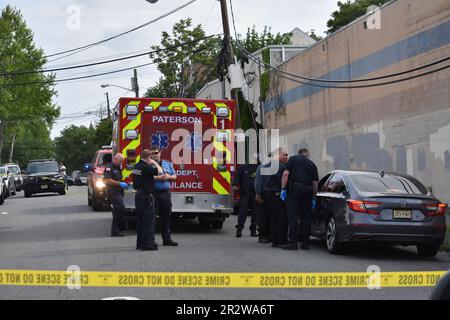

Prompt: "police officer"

[281,148,319,250]
[150,145,178,246]
[132,149,163,251]
[103,153,129,237]
[234,154,259,238]
[263,148,289,248]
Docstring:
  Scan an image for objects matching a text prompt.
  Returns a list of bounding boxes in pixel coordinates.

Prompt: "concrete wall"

[264,0,450,203]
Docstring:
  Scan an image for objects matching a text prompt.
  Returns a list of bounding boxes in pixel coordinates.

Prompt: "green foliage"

[93,118,112,148]
[0,5,60,164]
[326,0,390,34]
[145,18,221,98]
[54,125,98,172]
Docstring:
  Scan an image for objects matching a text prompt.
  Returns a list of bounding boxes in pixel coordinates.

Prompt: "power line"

[1,45,214,87]
[44,0,198,59]
[1,34,219,77]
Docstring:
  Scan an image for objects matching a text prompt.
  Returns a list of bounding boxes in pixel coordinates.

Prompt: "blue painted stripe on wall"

[265,19,450,113]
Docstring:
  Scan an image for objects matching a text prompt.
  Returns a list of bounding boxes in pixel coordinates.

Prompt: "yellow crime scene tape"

[0,270,446,289]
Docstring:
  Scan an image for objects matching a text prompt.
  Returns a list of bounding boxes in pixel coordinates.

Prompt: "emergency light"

[144,106,154,112]
[125,130,139,140]
[187,107,197,113]
[216,107,229,117]
[202,107,211,114]
[125,105,139,115]
[216,130,230,142]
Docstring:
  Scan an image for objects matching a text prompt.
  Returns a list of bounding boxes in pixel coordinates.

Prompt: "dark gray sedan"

[312,170,447,257]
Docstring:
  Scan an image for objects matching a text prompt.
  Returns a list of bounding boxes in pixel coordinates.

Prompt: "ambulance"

[112,97,236,230]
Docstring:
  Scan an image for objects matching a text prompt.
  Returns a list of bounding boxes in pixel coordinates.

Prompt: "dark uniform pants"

[109,193,125,235]
[154,191,173,242]
[286,183,313,244]
[264,191,288,245]
[237,192,257,231]
[255,195,271,240]
[135,191,156,248]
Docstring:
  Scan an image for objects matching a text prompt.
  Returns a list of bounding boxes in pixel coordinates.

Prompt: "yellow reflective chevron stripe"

[213,177,228,195]
[212,157,231,184]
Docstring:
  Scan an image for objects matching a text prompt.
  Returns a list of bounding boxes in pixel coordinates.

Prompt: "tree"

[54,125,97,172]
[235,26,292,130]
[145,18,221,98]
[93,117,113,148]
[0,5,60,164]
[326,0,390,34]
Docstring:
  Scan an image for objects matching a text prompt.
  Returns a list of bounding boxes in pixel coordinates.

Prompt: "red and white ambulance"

[112,97,236,229]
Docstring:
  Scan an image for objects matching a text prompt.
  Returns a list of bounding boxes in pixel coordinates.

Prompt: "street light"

[100,84,134,93]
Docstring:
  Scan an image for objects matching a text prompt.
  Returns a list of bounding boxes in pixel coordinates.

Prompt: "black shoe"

[258,237,271,243]
[236,229,242,238]
[250,230,259,237]
[141,243,158,251]
[163,240,178,246]
[272,243,281,248]
[281,243,298,250]
[301,243,310,250]
[111,232,125,237]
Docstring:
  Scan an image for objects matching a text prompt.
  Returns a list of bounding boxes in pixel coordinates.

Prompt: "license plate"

[393,209,412,219]
[41,185,48,189]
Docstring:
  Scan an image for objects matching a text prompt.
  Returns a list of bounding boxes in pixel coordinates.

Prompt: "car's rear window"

[27,162,59,174]
[349,174,427,194]
[98,153,112,166]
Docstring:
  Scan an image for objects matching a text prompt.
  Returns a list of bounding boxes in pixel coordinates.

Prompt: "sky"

[2,0,339,138]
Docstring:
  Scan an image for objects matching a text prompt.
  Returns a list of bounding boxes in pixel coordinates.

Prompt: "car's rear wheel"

[211,221,224,230]
[326,216,345,254]
[417,243,440,258]
[24,191,32,198]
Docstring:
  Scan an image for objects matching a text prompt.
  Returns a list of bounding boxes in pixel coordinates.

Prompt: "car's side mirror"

[83,163,93,172]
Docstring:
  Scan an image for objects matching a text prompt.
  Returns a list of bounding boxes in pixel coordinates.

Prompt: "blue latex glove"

[119,182,129,189]
[280,190,287,202]
[311,199,316,209]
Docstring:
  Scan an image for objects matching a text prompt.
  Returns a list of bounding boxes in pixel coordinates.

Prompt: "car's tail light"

[424,203,447,217]
[347,200,382,214]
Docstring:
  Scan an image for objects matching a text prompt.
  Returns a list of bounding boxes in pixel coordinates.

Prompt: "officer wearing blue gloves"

[104,153,129,237]
[263,148,289,248]
[281,148,319,250]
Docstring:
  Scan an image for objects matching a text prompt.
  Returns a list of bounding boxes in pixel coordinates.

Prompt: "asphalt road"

[0,186,449,300]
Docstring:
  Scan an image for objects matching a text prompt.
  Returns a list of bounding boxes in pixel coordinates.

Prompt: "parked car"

[79,172,88,185]
[0,175,5,205]
[86,146,113,211]
[22,159,67,197]
[0,165,16,197]
[311,170,447,257]
[5,163,23,192]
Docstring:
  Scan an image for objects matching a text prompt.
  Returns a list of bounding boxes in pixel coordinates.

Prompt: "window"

[319,174,332,192]
[349,174,426,195]
[326,173,347,194]
[98,153,112,166]
[27,162,59,174]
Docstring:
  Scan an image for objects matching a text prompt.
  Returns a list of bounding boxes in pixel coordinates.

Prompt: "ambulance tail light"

[125,130,139,140]
[125,105,139,115]
[216,107,229,117]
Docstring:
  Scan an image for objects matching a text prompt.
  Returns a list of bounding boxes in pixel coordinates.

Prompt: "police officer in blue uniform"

[233,156,259,238]
[132,149,163,251]
[281,148,319,250]
[150,145,178,246]
[103,153,129,237]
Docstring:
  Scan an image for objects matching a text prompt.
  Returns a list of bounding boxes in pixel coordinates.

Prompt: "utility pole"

[105,92,111,119]
[131,69,140,98]
[219,0,241,129]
